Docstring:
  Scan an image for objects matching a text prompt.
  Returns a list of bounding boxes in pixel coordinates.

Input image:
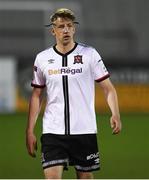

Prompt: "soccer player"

[26,8,122,179]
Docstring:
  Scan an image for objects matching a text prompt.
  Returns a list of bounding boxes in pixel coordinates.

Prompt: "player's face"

[51,17,75,45]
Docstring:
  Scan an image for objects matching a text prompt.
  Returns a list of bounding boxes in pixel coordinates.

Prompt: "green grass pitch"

[0,113,149,179]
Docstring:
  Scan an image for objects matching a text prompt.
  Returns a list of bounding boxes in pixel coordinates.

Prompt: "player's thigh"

[76,171,94,179]
[44,165,64,179]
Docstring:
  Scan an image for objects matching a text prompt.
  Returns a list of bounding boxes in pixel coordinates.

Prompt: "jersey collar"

[53,42,78,56]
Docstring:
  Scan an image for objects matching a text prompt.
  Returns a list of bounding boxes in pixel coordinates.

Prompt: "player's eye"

[67,24,73,28]
[57,25,65,29]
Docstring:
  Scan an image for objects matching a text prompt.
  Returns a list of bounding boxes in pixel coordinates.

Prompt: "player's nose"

[63,26,69,33]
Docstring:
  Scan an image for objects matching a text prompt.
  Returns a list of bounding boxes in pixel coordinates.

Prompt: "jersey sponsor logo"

[86,152,99,160]
[48,67,82,75]
[73,55,83,64]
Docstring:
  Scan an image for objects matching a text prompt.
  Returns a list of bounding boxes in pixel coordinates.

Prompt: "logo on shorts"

[73,55,83,64]
[94,158,100,164]
[86,152,99,160]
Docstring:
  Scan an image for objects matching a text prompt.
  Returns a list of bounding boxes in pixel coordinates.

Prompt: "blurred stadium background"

[0,0,149,179]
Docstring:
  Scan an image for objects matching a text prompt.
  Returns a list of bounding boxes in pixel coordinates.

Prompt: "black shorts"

[41,133,100,172]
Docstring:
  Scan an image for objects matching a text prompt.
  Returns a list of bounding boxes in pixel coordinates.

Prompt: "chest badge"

[73,55,83,64]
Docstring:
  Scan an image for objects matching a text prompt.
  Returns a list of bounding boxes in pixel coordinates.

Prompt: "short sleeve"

[31,56,46,88]
[91,49,110,82]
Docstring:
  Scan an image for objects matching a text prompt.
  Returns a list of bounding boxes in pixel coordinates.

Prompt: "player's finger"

[112,128,120,134]
[31,141,37,157]
[112,123,121,134]
[29,147,36,157]
[110,118,115,129]
[27,141,36,157]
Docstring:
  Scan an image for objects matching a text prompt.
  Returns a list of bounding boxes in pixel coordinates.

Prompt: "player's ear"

[50,28,55,36]
[73,24,76,34]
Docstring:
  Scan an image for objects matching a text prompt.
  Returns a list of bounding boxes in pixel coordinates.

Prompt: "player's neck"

[56,42,75,54]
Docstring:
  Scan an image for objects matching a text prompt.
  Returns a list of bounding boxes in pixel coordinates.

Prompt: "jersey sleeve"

[31,56,46,88]
[91,49,110,82]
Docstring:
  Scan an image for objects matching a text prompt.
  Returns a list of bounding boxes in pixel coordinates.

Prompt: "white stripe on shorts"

[42,158,68,168]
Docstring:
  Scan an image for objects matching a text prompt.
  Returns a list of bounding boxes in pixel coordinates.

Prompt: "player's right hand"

[26,132,37,158]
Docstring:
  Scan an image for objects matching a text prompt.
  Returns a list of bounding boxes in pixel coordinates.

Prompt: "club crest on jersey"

[73,55,83,64]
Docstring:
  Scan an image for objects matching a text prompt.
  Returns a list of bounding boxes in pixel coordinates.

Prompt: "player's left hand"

[110,115,122,135]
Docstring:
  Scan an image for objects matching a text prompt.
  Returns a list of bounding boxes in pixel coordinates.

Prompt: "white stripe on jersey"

[31,43,110,135]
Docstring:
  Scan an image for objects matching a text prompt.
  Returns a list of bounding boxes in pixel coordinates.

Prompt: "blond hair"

[45,8,79,27]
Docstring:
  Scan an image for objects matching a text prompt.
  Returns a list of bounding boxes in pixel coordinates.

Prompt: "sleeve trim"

[95,74,110,83]
[31,83,46,88]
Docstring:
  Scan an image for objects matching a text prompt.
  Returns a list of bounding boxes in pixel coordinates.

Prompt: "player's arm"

[99,78,122,134]
[26,87,44,157]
